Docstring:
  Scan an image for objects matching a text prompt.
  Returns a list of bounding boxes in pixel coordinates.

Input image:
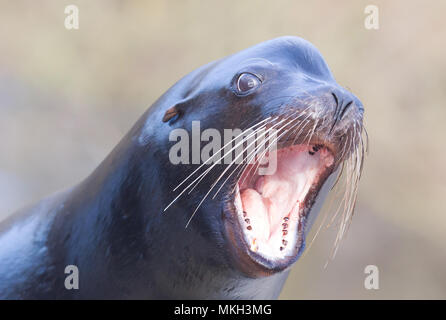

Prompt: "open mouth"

[226,143,336,272]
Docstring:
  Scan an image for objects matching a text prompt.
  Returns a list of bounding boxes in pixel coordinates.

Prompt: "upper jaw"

[223,142,337,276]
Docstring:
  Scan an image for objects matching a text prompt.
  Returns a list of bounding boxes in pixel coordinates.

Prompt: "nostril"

[328,88,362,135]
[339,100,353,120]
[331,92,339,108]
[331,90,354,121]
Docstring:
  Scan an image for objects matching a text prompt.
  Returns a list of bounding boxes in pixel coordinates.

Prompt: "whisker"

[184,125,281,228]
[163,120,274,212]
[172,118,271,192]
[186,124,267,195]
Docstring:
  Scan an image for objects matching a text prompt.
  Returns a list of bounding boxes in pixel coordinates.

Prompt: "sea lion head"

[143,36,366,278]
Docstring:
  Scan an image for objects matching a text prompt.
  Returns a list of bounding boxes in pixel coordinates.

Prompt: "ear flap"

[161,96,196,124]
[161,61,213,124]
[162,106,180,123]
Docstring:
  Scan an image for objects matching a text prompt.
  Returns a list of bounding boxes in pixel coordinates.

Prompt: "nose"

[331,88,362,122]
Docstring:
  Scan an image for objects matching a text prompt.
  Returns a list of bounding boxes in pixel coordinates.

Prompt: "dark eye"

[236,73,261,94]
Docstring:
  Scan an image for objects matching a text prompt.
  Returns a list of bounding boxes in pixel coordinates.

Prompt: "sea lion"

[0,36,366,299]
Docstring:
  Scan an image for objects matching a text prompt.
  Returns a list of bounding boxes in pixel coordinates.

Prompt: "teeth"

[309,144,324,155]
[242,215,293,252]
[240,188,269,241]
[281,217,289,249]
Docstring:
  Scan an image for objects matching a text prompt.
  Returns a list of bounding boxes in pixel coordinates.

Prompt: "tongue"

[256,176,295,235]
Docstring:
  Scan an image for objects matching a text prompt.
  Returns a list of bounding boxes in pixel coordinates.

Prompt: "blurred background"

[0,0,445,299]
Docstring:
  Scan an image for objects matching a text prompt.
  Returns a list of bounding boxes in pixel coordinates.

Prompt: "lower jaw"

[223,201,305,277]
